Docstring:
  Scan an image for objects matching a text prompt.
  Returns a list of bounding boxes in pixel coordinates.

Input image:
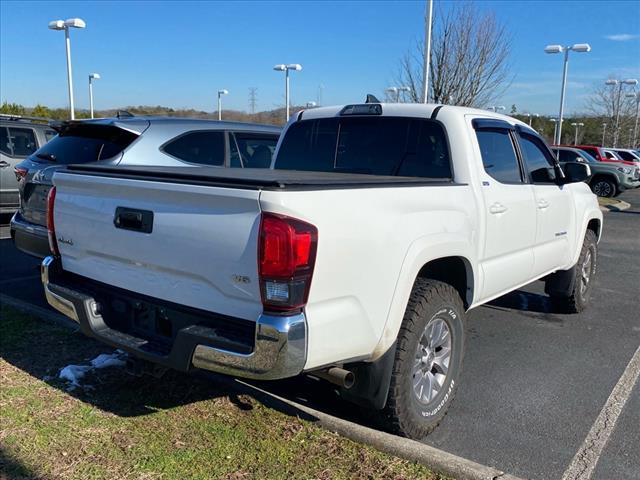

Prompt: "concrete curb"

[3,294,525,480]
[599,199,631,212]
[235,380,525,480]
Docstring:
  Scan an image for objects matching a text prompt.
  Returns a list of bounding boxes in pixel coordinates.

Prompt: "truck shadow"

[0,309,353,427]
[487,289,554,314]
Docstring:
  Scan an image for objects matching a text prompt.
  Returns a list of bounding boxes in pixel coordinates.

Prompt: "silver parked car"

[1,115,57,215]
[11,116,280,258]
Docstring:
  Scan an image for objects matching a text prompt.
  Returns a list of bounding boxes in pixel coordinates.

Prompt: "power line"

[248,87,258,114]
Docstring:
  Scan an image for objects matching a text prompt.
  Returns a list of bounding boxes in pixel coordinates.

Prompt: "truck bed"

[65,164,458,190]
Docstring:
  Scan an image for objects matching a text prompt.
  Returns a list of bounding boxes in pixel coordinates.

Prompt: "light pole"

[571,122,584,145]
[605,78,637,147]
[550,118,558,144]
[385,86,411,103]
[88,73,100,119]
[602,123,607,147]
[217,89,228,121]
[49,18,86,120]
[544,43,591,145]
[525,113,539,126]
[422,0,433,103]
[273,64,302,122]
[625,92,639,148]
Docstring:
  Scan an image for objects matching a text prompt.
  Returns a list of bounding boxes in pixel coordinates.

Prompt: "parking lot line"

[561,345,640,480]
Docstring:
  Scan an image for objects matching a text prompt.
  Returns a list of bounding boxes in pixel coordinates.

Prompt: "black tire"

[550,230,598,313]
[591,177,617,198]
[382,279,465,439]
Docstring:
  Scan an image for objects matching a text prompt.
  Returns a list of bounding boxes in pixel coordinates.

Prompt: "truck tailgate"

[52,171,263,321]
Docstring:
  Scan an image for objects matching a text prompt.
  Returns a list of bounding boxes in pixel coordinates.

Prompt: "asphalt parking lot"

[1,189,638,480]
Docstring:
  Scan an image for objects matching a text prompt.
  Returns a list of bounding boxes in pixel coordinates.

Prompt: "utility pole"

[248,87,258,114]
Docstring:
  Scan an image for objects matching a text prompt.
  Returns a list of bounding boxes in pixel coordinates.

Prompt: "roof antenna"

[365,94,381,104]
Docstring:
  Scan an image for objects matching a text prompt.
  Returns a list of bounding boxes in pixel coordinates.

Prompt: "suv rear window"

[274,117,451,178]
[32,124,138,165]
[162,130,225,166]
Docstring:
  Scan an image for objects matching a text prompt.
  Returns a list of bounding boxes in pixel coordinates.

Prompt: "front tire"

[550,230,598,313]
[591,177,617,197]
[382,279,465,439]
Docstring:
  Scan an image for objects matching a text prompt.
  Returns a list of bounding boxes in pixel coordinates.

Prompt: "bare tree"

[586,81,636,146]
[396,1,512,107]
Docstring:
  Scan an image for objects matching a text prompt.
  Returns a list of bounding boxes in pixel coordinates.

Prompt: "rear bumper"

[41,256,307,380]
[10,212,50,258]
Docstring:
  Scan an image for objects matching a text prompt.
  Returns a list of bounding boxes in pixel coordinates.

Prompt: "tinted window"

[475,129,522,183]
[0,127,10,155]
[7,127,38,157]
[44,130,57,142]
[231,132,278,168]
[163,131,225,166]
[519,134,555,183]
[616,151,633,161]
[275,117,451,178]
[33,125,138,165]
[604,150,618,159]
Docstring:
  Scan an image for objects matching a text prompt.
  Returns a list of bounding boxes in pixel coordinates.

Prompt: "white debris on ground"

[58,350,127,390]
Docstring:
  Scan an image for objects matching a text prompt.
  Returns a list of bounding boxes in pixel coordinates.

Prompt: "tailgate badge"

[57,236,74,246]
[232,274,251,284]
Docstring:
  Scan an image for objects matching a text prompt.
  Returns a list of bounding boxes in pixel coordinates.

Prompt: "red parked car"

[561,144,640,168]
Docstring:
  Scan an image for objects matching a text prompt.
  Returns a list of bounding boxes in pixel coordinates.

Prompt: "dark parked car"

[11,116,281,258]
[553,146,640,197]
[1,115,57,215]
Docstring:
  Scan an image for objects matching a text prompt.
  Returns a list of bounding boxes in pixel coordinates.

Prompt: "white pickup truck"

[42,103,602,439]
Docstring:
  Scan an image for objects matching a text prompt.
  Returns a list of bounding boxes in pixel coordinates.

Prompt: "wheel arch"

[371,239,476,361]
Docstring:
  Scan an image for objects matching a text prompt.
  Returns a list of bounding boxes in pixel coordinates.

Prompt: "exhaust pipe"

[312,367,355,389]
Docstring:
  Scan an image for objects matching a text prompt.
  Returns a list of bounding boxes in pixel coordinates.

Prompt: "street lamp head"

[570,43,591,53]
[218,89,229,95]
[305,101,317,108]
[623,78,639,86]
[398,86,412,92]
[544,44,563,54]
[48,20,65,30]
[64,18,86,29]
[273,64,286,71]
[626,92,638,98]
[286,64,302,71]
[385,87,398,94]
[605,79,618,86]
[496,106,505,111]
[89,73,100,80]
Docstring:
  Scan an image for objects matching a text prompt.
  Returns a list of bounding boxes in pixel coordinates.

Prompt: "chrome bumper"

[41,256,307,380]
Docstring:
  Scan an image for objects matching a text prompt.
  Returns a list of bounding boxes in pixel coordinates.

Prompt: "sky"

[1,0,639,116]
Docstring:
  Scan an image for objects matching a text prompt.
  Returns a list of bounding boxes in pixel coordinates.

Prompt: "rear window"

[615,150,638,161]
[1,127,38,157]
[32,125,138,165]
[274,117,451,178]
[162,130,225,166]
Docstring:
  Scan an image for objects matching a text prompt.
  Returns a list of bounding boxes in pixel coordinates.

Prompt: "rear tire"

[550,230,597,313]
[382,279,465,439]
[591,177,617,197]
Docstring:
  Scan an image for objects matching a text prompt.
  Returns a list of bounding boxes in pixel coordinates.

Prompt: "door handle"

[489,202,508,214]
[537,199,550,210]
[0,160,10,168]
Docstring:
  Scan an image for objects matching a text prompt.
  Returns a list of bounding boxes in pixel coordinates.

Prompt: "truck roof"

[299,102,530,128]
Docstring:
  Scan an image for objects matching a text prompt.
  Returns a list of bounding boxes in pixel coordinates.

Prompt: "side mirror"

[560,162,591,184]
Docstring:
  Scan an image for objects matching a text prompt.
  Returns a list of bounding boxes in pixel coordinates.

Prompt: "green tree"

[510,104,517,114]
[0,101,26,115]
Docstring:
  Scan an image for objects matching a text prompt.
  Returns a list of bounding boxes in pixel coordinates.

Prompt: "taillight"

[47,186,59,256]
[258,212,318,312]
[14,167,28,181]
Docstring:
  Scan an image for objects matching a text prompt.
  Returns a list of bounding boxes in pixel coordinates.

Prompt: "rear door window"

[32,124,138,165]
[230,132,278,168]
[475,129,523,184]
[7,127,38,157]
[275,117,451,178]
[162,130,225,166]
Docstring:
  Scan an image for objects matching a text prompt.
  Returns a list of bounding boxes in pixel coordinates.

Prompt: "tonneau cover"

[64,164,456,190]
